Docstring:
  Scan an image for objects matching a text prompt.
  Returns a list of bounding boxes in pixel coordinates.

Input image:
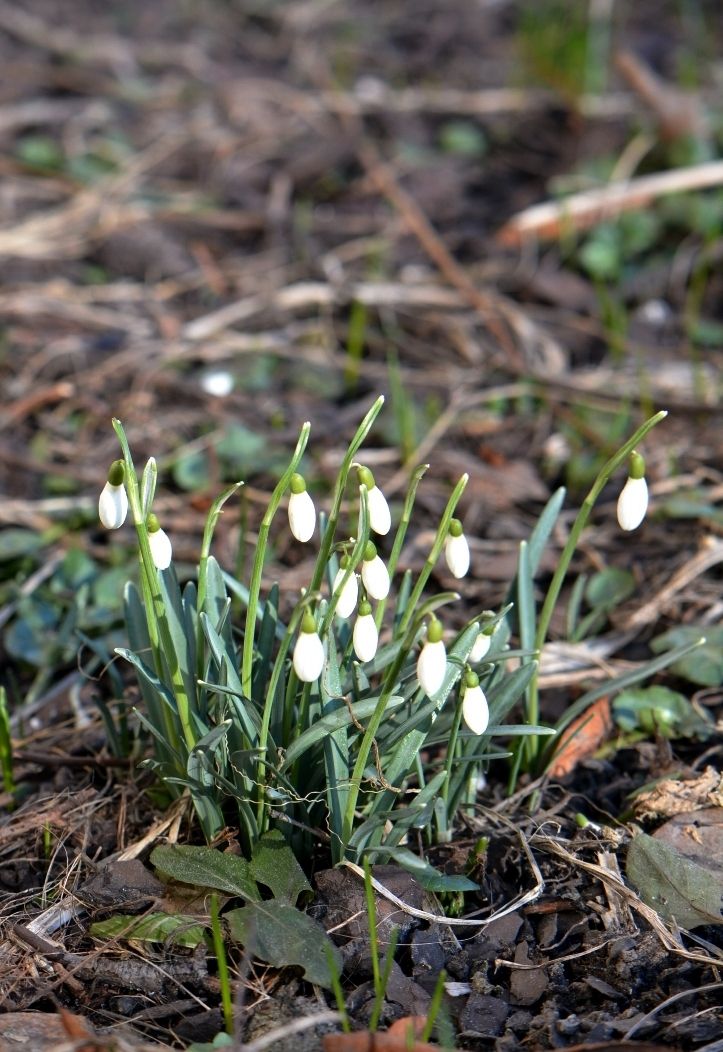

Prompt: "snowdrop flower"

[417,616,447,697]
[357,466,391,535]
[200,369,234,397]
[444,518,470,579]
[353,599,378,662]
[361,541,390,600]
[470,626,493,663]
[332,555,359,619]
[147,513,173,570]
[293,610,325,682]
[616,451,648,532]
[462,670,489,735]
[288,473,316,542]
[98,460,128,530]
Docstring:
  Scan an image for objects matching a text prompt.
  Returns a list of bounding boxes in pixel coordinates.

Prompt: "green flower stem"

[438,695,464,840]
[241,422,311,700]
[308,396,385,597]
[524,409,667,765]
[320,490,370,637]
[375,463,428,631]
[255,598,313,830]
[398,473,468,635]
[210,894,234,1035]
[112,419,195,754]
[341,602,439,853]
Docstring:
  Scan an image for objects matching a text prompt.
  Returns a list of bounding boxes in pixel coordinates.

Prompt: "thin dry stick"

[533,836,723,967]
[620,535,723,631]
[497,159,723,244]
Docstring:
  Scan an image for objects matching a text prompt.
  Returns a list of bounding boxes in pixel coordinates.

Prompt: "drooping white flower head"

[617,451,648,532]
[147,513,173,570]
[357,466,391,536]
[353,599,378,662]
[332,555,359,619]
[98,460,128,530]
[444,518,470,579]
[288,473,316,543]
[462,670,489,735]
[470,626,493,664]
[361,541,390,600]
[416,616,447,697]
[293,610,325,682]
[200,369,234,397]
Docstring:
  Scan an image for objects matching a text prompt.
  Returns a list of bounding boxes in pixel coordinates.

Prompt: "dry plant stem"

[525,410,668,767]
[497,159,723,244]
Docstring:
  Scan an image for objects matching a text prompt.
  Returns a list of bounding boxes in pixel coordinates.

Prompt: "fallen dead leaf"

[549,697,613,778]
[323,1017,459,1052]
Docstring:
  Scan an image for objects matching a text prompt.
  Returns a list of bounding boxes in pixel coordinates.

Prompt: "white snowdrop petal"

[470,632,491,663]
[353,614,378,662]
[616,476,648,532]
[416,639,447,696]
[98,482,128,530]
[367,486,391,536]
[445,533,470,579]
[293,631,325,682]
[149,528,173,570]
[201,370,234,397]
[288,490,316,542]
[462,685,489,735]
[333,568,359,619]
[361,555,390,600]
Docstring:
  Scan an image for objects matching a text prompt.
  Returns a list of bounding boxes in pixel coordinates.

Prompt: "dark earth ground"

[0,1,722,1049]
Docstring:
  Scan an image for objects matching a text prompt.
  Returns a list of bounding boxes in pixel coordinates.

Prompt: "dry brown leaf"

[549,697,613,778]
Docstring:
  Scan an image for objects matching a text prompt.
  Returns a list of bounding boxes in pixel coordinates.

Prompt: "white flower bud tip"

[616,475,648,532]
[148,527,172,569]
[353,602,378,662]
[361,541,390,600]
[417,617,447,697]
[333,561,359,619]
[357,467,392,538]
[293,612,325,682]
[200,369,234,397]
[99,460,128,530]
[462,674,489,735]
[288,474,316,542]
[470,630,491,663]
[444,519,470,579]
[99,482,128,530]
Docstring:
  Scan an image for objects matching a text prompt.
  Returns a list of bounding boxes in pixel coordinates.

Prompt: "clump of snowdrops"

[99,397,669,873]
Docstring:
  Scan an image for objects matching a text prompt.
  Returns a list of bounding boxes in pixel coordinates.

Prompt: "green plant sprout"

[0,687,14,799]
[98,397,697,875]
